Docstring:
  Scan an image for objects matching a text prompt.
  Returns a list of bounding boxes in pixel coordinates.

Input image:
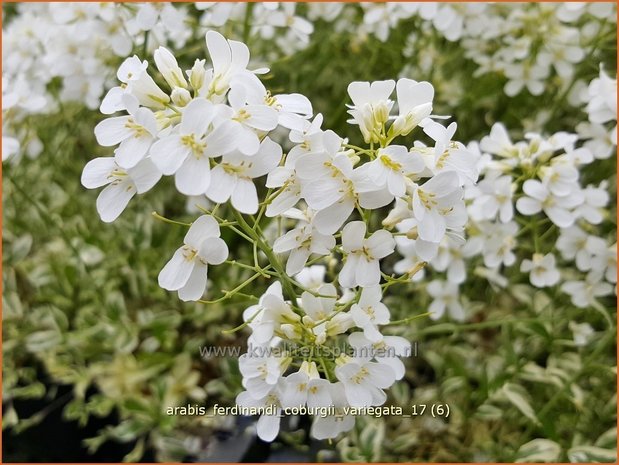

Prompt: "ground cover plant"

[3,2,617,462]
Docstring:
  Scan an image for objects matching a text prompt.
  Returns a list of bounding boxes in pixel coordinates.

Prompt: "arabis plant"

[81,30,477,442]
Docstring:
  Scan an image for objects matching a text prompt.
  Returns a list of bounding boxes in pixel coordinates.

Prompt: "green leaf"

[501,382,540,425]
[123,437,145,462]
[3,406,19,429]
[515,439,561,462]
[25,329,62,352]
[11,234,33,262]
[595,427,617,449]
[567,445,617,463]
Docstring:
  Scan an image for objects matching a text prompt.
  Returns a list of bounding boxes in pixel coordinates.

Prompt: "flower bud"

[326,313,354,337]
[373,100,391,126]
[335,354,352,366]
[280,323,302,341]
[171,87,191,107]
[189,59,206,92]
[406,227,419,240]
[154,46,188,89]
[279,356,293,373]
[300,361,320,380]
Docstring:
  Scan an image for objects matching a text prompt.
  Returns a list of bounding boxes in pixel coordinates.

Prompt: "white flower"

[224,85,279,155]
[81,157,161,223]
[263,3,314,44]
[347,332,411,380]
[287,115,330,159]
[300,284,353,343]
[264,128,339,218]
[516,179,581,228]
[273,221,335,276]
[243,282,300,345]
[562,272,614,308]
[150,98,237,195]
[94,95,157,169]
[367,145,424,198]
[411,171,466,243]
[573,183,609,225]
[295,265,327,290]
[335,357,396,408]
[423,121,458,159]
[520,253,560,288]
[157,215,229,301]
[480,123,517,158]
[296,134,394,234]
[100,56,149,114]
[264,161,304,218]
[339,222,395,288]
[590,244,617,284]
[349,285,390,342]
[426,280,465,321]
[556,226,607,272]
[503,60,549,96]
[296,151,357,234]
[125,67,171,110]
[585,67,617,125]
[481,221,518,268]
[239,354,287,399]
[569,321,595,347]
[236,388,282,442]
[391,78,434,136]
[393,236,427,283]
[468,172,514,223]
[310,382,355,440]
[347,80,395,143]
[577,122,616,160]
[206,137,282,214]
[540,162,579,197]
[134,3,185,32]
[279,362,331,409]
[419,124,480,184]
[234,73,313,131]
[2,136,19,162]
[430,236,472,284]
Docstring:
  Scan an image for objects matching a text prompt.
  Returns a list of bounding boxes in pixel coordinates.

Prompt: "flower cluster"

[458,3,615,97]
[80,30,477,442]
[354,3,616,99]
[197,3,315,58]
[577,67,617,160]
[2,2,190,162]
[394,113,616,323]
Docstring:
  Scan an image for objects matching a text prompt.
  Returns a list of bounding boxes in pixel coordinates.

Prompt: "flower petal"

[175,154,212,196]
[96,180,136,223]
[81,157,115,189]
[231,178,259,214]
[178,262,208,301]
[199,237,229,265]
[158,247,195,291]
[185,215,220,246]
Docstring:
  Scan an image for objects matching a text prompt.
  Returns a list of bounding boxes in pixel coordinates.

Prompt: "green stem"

[387,312,432,326]
[242,3,254,44]
[319,356,334,382]
[416,317,554,336]
[198,270,263,305]
[231,209,298,303]
[222,306,263,334]
[152,211,190,227]
[142,30,149,57]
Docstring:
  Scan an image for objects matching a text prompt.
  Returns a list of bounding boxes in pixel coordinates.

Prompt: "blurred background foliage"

[3,2,617,462]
